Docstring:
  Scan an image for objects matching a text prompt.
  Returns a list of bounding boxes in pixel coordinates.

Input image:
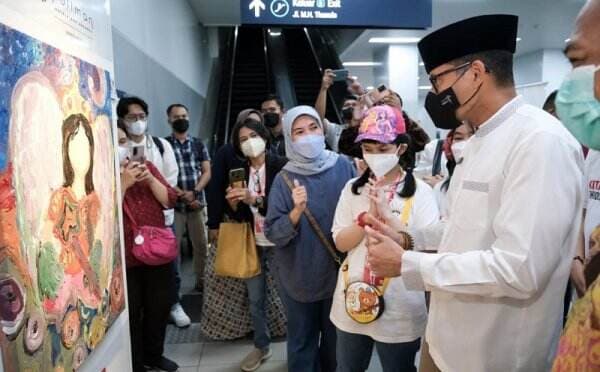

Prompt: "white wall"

[514,48,570,107]
[110,0,218,138]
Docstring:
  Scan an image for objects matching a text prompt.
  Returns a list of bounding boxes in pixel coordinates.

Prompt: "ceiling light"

[366,86,374,91]
[269,31,281,36]
[516,37,522,42]
[342,62,383,67]
[419,62,425,66]
[368,37,421,44]
[565,38,571,43]
[418,85,432,90]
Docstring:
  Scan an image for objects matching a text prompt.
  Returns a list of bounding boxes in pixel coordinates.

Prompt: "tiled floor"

[163,336,387,371]
[164,249,400,371]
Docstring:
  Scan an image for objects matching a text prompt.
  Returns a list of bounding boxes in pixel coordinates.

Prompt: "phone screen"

[130,145,145,163]
[229,168,246,188]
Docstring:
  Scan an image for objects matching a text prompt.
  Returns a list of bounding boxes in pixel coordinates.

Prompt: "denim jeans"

[245,246,271,350]
[278,284,337,372]
[336,329,420,372]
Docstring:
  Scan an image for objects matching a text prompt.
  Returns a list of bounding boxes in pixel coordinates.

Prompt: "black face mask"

[424,74,482,130]
[341,107,354,121]
[172,119,190,133]
[263,113,280,128]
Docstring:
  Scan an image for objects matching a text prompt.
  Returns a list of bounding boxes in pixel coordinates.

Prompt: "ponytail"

[398,167,416,198]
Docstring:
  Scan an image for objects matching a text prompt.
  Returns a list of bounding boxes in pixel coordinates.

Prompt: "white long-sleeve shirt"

[402,96,584,372]
[133,135,179,226]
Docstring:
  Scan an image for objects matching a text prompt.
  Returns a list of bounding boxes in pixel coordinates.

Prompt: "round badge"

[109,268,125,315]
[134,234,144,245]
[73,342,88,370]
[85,315,106,350]
[344,282,384,324]
[0,276,26,338]
[24,310,46,354]
[61,309,81,349]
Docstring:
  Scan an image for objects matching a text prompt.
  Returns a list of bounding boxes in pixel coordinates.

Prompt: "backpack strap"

[152,136,165,157]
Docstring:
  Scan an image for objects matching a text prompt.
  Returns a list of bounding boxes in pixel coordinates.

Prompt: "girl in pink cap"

[330,105,439,372]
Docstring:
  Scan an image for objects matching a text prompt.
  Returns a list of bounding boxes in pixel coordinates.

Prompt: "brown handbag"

[214,220,260,279]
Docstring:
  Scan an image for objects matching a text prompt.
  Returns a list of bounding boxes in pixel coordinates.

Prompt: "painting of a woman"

[42,113,102,319]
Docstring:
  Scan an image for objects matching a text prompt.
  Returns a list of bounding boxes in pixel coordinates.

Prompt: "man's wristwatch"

[254,196,264,208]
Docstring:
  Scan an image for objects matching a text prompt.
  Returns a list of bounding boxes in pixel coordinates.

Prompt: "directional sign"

[240,0,432,29]
[249,0,266,17]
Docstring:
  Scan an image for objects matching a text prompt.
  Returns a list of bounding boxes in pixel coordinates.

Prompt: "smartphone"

[331,69,349,82]
[362,84,389,108]
[229,168,246,188]
[130,144,145,163]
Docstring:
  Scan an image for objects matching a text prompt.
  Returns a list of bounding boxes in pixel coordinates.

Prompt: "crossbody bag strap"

[122,200,139,229]
[280,171,342,266]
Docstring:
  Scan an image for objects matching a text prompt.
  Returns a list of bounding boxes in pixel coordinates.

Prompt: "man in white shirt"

[364,15,584,372]
[116,97,190,328]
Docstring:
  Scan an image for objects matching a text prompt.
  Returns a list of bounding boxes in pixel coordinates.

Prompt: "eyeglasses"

[124,113,147,122]
[429,62,472,93]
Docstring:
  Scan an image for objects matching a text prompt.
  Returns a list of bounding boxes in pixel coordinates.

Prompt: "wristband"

[574,256,584,265]
[356,212,369,228]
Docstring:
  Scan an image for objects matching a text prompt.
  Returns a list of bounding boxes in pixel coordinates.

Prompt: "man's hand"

[321,69,336,91]
[181,190,195,203]
[188,200,202,210]
[365,226,405,278]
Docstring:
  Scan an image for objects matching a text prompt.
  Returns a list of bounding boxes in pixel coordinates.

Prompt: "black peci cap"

[418,14,519,74]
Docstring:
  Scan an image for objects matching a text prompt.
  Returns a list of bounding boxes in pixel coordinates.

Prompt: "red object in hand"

[356,211,369,228]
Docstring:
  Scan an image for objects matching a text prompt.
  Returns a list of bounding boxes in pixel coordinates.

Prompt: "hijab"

[282,105,339,176]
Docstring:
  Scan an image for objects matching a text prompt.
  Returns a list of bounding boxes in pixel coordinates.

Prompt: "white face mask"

[118,146,130,165]
[451,140,468,161]
[363,153,399,178]
[128,120,147,136]
[241,137,266,158]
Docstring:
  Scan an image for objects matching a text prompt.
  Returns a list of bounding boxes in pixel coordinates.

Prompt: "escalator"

[214,26,348,147]
[215,27,272,148]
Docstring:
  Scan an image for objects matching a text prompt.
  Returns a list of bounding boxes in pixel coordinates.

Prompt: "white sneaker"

[170,303,191,328]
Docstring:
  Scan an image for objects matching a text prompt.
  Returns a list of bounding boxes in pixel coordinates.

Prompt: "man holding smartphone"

[315,69,361,153]
[165,104,211,306]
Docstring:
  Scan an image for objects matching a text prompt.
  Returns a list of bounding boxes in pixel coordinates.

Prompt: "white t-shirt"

[324,119,347,153]
[330,177,439,343]
[249,164,274,247]
[584,150,600,258]
[414,139,448,179]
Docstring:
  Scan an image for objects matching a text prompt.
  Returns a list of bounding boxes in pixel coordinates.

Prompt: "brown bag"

[214,222,260,279]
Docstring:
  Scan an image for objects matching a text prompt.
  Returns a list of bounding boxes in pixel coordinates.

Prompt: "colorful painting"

[0,22,125,371]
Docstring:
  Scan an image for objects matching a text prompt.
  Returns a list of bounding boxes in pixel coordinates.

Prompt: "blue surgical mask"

[556,65,600,150]
[292,134,325,159]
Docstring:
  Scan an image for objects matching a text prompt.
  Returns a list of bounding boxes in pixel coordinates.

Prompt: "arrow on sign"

[249,0,266,18]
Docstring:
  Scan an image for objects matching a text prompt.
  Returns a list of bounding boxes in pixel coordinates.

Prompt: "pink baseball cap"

[355,105,406,144]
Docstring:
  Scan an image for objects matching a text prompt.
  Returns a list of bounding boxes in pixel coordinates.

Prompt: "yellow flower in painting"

[85,315,106,350]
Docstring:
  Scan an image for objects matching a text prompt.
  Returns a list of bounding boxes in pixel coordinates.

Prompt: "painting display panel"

[0,21,125,371]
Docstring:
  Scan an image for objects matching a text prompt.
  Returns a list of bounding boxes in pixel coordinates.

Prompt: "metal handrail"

[224,26,239,143]
[302,27,343,125]
[262,28,273,93]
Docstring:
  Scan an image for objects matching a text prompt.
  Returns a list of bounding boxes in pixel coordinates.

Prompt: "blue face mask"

[556,65,600,150]
[292,134,325,159]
